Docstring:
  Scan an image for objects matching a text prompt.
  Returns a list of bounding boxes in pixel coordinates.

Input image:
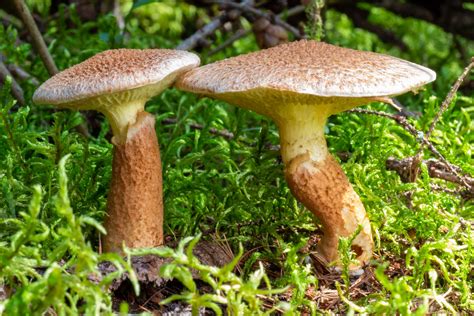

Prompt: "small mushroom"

[176,40,435,267]
[33,49,200,252]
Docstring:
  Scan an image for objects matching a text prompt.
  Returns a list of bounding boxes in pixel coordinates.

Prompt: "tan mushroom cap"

[33,48,200,108]
[176,40,435,99]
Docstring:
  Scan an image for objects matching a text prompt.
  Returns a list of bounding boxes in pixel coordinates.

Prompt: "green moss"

[0,4,473,314]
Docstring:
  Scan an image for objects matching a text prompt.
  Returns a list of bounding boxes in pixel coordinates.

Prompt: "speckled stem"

[277,113,373,267]
[103,111,163,252]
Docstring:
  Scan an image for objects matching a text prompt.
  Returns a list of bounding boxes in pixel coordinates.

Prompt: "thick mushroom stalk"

[32,48,201,253]
[275,104,373,264]
[105,111,163,251]
[175,40,436,268]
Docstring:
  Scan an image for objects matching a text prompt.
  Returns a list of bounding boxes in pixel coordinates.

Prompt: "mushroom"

[175,40,436,267]
[33,49,200,252]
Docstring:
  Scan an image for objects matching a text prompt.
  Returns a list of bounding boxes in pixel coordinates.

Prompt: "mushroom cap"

[176,40,435,98]
[33,49,200,108]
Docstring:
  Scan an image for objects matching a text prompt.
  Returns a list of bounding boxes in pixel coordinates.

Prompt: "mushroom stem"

[101,99,146,145]
[104,111,163,252]
[276,106,373,266]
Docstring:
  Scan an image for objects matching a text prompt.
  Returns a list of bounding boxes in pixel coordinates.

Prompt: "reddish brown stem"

[285,153,373,266]
[104,112,163,252]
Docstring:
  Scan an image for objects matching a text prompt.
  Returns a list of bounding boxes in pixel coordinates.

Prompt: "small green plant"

[0,156,138,315]
[338,225,363,293]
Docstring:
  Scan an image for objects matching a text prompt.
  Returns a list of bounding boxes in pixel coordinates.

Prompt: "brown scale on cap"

[176,40,435,97]
[34,49,200,106]
[176,40,436,268]
[34,48,200,253]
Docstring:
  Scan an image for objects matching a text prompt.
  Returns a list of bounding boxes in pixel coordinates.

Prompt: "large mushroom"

[176,40,436,267]
[33,49,200,252]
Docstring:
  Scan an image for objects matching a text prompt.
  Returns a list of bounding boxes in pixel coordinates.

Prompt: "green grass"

[0,2,473,314]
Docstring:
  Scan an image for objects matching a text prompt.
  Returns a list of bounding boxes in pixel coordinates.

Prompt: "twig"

[177,0,254,51]
[390,98,419,117]
[410,58,474,185]
[0,11,22,29]
[348,108,466,181]
[177,11,230,51]
[1,53,40,86]
[386,157,473,190]
[209,0,303,39]
[207,5,306,56]
[429,184,460,195]
[13,0,58,76]
[0,60,25,106]
[284,5,306,18]
[351,107,473,199]
[348,108,431,147]
[6,63,40,86]
[208,28,249,55]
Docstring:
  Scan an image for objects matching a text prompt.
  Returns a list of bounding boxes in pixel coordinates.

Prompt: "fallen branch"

[13,0,58,76]
[1,53,40,86]
[6,63,40,86]
[207,5,305,56]
[177,1,255,51]
[177,12,230,51]
[386,157,474,200]
[0,60,25,105]
[209,0,304,39]
[410,58,474,185]
[386,157,473,187]
[348,108,462,174]
[208,28,249,56]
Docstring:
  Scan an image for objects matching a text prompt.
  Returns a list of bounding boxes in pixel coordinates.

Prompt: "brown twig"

[6,63,40,86]
[430,184,473,200]
[177,12,230,51]
[386,157,474,200]
[1,53,40,86]
[0,60,25,106]
[209,0,304,38]
[207,5,306,56]
[208,28,249,56]
[390,98,419,117]
[348,108,460,168]
[348,107,474,199]
[13,0,58,76]
[177,1,254,51]
[410,58,474,185]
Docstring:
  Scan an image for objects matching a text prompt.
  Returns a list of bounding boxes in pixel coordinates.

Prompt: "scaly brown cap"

[176,40,435,98]
[33,49,200,108]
